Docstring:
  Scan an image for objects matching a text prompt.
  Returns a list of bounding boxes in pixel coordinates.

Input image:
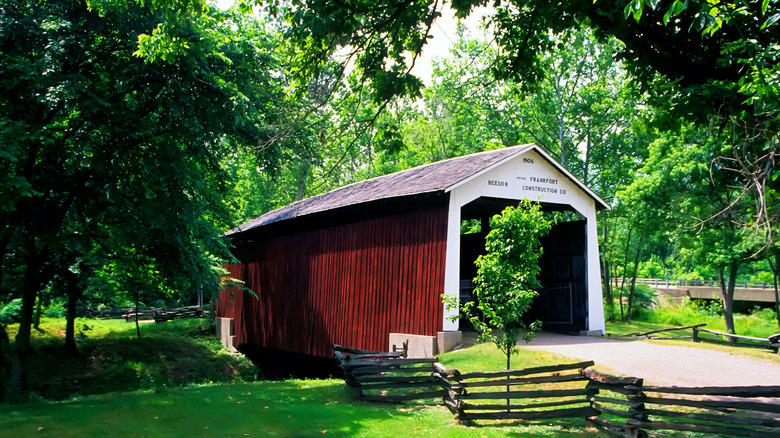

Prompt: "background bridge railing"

[635,278,777,289]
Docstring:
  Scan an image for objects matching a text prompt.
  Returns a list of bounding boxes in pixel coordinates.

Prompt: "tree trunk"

[64,272,83,355]
[505,348,511,410]
[601,222,613,308]
[0,324,10,402]
[624,235,644,322]
[295,161,310,202]
[583,125,591,186]
[554,79,567,168]
[618,225,634,320]
[717,264,739,337]
[11,250,45,401]
[602,256,612,317]
[135,290,141,340]
[772,252,780,328]
[33,294,42,331]
[0,235,9,298]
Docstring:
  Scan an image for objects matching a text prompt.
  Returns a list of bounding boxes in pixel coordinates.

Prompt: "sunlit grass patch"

[0,380,602,437]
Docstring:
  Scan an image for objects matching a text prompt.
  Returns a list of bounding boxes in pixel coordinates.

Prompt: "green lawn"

[3,317,775,436]
[2,318,601,437]
[1,380,601,438]
[438,340,580,371]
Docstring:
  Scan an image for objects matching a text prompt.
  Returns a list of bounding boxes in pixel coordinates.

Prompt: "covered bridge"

[216,144,608,361]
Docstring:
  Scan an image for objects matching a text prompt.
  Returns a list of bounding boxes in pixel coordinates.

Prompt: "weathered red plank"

[218,207,448,357]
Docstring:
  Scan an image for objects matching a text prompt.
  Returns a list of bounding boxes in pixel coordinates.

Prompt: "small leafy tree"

[463,199,553,370]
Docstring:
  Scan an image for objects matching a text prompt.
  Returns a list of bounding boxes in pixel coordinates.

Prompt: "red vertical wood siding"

[216,206,448,357]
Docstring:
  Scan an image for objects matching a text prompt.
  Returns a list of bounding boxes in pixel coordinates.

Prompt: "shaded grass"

[7,318,259,400]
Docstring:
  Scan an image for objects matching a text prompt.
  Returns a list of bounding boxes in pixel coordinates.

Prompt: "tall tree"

[617,125,760,332]
[0,0,284,400]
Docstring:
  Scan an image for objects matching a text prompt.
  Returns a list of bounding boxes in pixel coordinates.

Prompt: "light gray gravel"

[521,331,780,387]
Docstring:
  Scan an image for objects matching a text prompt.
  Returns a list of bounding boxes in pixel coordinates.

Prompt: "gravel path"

[521,332,780,387]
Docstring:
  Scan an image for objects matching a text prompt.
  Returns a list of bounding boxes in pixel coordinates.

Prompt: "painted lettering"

[521,185,558,194]
[529,176,558,185]
[488,179,509,187]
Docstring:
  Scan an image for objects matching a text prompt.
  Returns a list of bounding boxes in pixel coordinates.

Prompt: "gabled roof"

[230,144,608,235]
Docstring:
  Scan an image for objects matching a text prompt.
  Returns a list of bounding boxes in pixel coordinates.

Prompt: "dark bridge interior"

[459,197,588,333]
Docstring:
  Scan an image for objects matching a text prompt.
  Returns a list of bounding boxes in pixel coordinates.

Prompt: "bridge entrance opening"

[459,197,588,333]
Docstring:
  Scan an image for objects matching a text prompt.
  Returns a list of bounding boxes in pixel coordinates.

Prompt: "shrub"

[43,298,67,318]
[632,284,657,312]
[0,299,22,325]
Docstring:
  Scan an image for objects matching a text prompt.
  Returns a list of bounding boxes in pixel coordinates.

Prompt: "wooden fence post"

[584,373,600,430]
[626,379,647,438]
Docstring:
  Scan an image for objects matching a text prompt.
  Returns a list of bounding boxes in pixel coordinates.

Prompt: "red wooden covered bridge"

[216,145,609,367]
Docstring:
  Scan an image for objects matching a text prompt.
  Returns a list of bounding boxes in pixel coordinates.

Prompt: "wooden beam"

[457,361,594,380]
[641,385,780,398]
[459,406,598,421]
[581,368,643,386]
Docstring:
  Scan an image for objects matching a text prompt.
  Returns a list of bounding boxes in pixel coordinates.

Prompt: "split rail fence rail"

[87,305,209,322]
[333,345,780,438]
[609,323,780,353]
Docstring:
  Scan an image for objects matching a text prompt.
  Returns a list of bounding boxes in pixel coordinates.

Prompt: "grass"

[3,315,777,437]
[625,296,780,339]
[2,320,601,437]
[5,317,260,400]
[438,340,580,372]
[0,379,606,438]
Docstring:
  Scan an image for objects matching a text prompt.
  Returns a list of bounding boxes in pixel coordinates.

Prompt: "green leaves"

[624,0,645,22]
[464,200,553,368]
[663,0,688,24]
[761,12,780,29]
[0,0,289,315]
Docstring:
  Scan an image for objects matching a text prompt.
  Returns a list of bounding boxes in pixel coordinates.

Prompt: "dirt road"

[521,332,780,387]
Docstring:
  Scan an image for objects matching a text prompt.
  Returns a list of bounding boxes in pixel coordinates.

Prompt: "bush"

[639,297,716,326]
[43,298,67,318]
[607,284,657,319]
[632,284,657,312]
[603,298,620,321]
[0,299,22,325]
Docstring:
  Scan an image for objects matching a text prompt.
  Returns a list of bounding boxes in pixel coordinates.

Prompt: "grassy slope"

[5,318,259,400]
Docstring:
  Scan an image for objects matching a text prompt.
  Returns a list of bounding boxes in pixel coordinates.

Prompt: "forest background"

[1,0,779,400]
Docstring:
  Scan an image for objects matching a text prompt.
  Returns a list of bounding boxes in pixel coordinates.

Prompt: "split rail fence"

[333,344,443,403]
[610,324,780,353]
[334,344,780,437]
[87,305,209,322]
